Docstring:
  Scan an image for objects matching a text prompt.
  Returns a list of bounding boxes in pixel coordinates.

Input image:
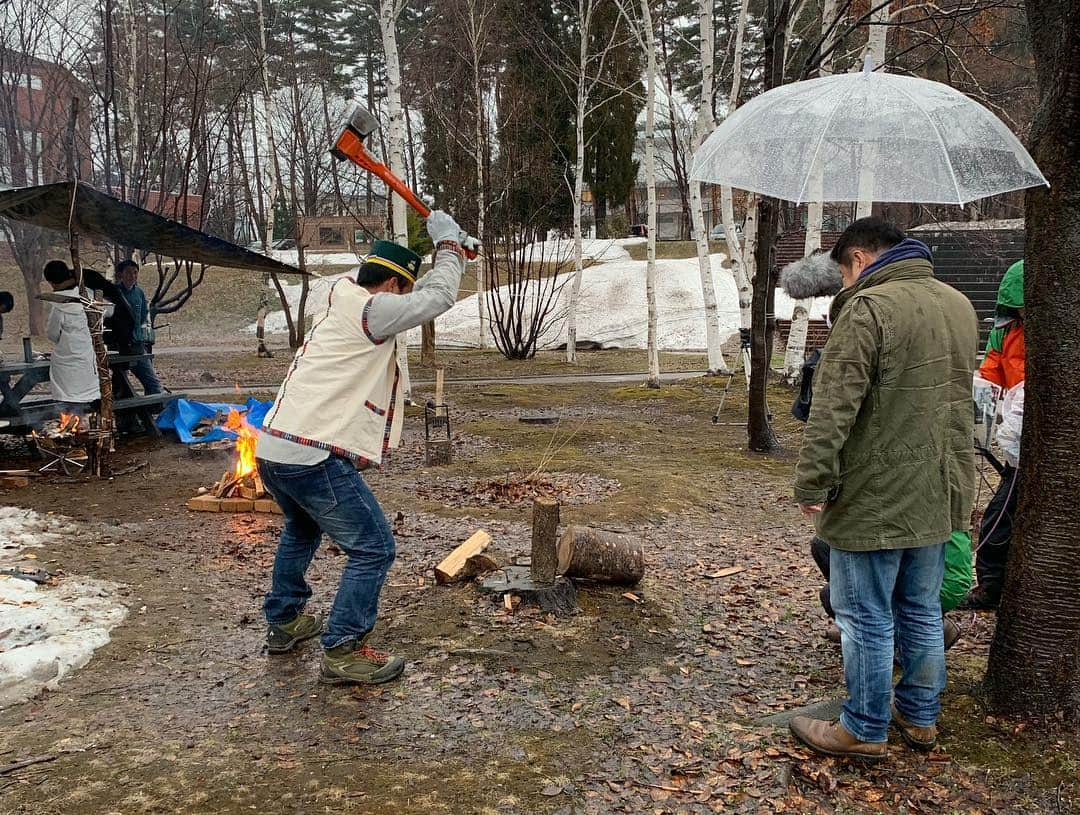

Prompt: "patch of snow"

[0,507,128,709]
[407,254,741,351]
[267,250,364,267]
[513,237,635,264]
[244,248,830,349]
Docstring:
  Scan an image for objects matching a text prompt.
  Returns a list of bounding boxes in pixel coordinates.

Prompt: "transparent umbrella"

[689,60,1047,205]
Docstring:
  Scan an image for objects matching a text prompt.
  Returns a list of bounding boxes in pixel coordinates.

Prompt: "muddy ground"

[1,375,1077,815]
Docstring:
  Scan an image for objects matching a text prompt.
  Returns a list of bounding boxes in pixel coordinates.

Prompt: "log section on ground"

[530,498,560,585]
[434,530,492,584]
[557,526,645,585]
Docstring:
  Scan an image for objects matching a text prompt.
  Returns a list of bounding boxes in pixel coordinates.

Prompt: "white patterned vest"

[262,279,403,466]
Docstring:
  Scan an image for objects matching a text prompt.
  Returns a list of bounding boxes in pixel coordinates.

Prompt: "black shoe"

[958,586,1000,610]
[943,618,962,650]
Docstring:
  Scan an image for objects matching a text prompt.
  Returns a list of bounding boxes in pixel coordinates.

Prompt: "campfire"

[188,410,280,514]
[29,412,92,475]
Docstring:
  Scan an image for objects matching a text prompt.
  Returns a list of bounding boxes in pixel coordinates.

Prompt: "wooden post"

[530,498,560,585]
[434,365,445,406]
[65,97,112,476]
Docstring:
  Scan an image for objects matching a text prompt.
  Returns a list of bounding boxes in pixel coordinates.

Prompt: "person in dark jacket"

[789,218,978,762]
[115,260,162,395]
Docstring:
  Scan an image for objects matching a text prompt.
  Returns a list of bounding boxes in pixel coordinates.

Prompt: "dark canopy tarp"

[0,181,305,276]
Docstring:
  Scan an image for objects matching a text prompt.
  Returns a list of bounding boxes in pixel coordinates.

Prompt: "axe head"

[331,104,380,161]
[343,104,380,140]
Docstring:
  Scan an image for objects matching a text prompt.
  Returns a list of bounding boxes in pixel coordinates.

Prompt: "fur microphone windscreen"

[779,252,843,299]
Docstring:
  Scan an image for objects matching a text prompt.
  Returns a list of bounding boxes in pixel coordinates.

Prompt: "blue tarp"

[156,397,272,444]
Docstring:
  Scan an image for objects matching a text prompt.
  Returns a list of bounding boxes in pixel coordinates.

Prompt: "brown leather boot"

[891,706,937,750]
[789,716,887,762]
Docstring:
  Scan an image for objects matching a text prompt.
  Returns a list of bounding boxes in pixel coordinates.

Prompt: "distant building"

[299,214,386,254]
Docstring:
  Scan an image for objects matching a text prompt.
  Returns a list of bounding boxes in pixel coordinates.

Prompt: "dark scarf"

[859,238,933,281]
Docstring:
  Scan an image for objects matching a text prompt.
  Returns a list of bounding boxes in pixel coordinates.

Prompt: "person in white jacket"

[42,261,100,412]
[256,211,471,686]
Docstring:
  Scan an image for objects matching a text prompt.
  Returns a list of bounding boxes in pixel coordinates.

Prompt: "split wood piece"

[238,483,267,501]
[434,530,492,584]
[557,526,645,586]
[425,439,452,466]
[479,566,577,616]
[214,472,242,498]
[0,476,30,489]
[187,494,223,512]
[220,497,255,513]
[530,497,560,585]
[253,498,283,515]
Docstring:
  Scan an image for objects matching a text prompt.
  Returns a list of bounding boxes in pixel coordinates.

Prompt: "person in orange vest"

[961,259,1024,610]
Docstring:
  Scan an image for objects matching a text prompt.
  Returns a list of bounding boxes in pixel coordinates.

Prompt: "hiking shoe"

[319,639,405,685]
[789,716,887,762]
[266,613,323,654]
[943,618,962,651]
[957,586,1000,610]
[891,705,938,751]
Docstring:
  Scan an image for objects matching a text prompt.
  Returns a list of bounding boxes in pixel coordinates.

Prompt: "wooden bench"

[114,392,186,436]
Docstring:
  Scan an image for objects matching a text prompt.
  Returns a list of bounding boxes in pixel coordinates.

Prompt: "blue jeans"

[830,543,947,743]
[129,343,162,395]
[258,455,396,650]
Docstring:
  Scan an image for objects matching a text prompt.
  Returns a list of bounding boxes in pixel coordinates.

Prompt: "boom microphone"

[779,252,842,299]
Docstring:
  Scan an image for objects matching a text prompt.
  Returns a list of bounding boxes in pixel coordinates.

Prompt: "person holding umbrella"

[789,218,978,761]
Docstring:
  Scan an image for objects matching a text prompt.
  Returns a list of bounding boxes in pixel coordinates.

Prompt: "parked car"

[629,223,648,238]
[709,223,743,242]
[245,238,296,252]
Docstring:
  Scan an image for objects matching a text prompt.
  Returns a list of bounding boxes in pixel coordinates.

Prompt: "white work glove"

[426,210,465,245]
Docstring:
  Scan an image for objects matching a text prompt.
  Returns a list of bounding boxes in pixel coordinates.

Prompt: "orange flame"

[58,413,81,434]
[224,409,257,480]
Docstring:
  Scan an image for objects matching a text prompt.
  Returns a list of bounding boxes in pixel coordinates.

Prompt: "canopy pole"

[65,97,113,476]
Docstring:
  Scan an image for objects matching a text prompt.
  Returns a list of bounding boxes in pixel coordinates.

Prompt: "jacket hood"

[997,260,1024,310]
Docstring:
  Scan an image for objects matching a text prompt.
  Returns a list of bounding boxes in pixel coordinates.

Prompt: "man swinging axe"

[256,217,470,685]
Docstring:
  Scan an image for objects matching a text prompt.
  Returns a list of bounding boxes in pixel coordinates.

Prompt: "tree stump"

[557,526,645,585]
[479,566,577,616]
[530,497,560,584]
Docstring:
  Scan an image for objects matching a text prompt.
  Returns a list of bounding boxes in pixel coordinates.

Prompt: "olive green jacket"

[794,258,978,552]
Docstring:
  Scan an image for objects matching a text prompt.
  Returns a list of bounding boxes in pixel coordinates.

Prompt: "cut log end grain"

[435,530,492,584]
[557,526,645,586]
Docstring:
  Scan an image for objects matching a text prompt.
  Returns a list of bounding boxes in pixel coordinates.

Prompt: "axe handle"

[334,130,478,260]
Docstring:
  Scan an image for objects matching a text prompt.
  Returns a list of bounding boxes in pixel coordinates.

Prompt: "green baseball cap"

[365,239,422,283]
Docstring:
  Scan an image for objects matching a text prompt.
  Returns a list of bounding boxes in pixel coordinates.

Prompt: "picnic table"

[0,352,183,434]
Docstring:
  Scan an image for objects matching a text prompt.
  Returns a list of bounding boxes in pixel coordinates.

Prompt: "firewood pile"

[186,409,280,514]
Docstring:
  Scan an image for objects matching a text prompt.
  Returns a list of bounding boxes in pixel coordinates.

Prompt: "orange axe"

[331,105,479,259]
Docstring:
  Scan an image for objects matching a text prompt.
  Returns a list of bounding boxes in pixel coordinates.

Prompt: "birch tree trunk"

[689,0,728,374]
[256,0,283,356]
[381,0,413,399]
[985,0,1080,717]
[468,0,489,348]
[567,32,588,364]
[855,2,889,219]
[719,0,752,381]
[782,0,837,383]
[641,0,660,388]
